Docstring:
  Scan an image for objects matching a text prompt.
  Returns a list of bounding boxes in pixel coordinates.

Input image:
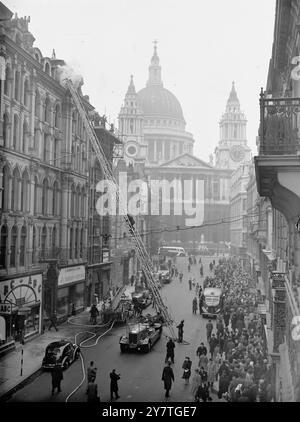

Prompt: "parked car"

[42,340,80,370]
[119,321,162,353]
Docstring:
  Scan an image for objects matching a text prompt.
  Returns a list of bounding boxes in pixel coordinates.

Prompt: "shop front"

[0,273,42,355]
[87,262,112,306]
[57,265,86,321]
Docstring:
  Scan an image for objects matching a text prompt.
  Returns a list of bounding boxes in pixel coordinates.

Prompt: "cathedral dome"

[137,85,185,122]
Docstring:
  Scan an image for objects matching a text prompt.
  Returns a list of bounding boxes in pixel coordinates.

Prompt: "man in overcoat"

[162,361,175,398]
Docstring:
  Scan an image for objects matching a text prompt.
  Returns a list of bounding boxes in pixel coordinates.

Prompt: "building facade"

[0,11,114,354]
[254,0,300,401]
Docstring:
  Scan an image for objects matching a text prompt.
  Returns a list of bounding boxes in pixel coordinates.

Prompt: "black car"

[42,340,80,370]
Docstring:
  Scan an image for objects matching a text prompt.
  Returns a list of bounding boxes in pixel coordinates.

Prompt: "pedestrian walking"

[198,257,202,264]
[209,334,219,358]
[165,337,175,364]
[207,358,217,390]
[188,264,191,273]
[196,342,207,357]
[206,319,213,342]
[182,357,192,385]
[110,369,120,400]
[195,382,211,402]
[188,278,192,291]
[192,297,198,314]
[48,311,58,331]
[86,381,100,402]
[130,274,135,286]
[191,368,202,397]
[200,264,204,277]
[177,320,184,343]
[179,272,183,283]
[162,361,175,398]
[90,304,99,325]
[199,366,208,384]
[51,363,63,395]
[87,361,97,383]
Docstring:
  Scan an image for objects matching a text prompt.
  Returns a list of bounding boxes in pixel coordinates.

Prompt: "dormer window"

[44,62,51,76]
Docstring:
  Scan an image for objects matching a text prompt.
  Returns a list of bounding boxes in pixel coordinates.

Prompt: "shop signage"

[271,272,285,289]
[0,274,42,303]
[0,302,12,314]
[58,266,85,287]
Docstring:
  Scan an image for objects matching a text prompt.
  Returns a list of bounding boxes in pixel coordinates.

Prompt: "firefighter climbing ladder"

[65,79,177,340]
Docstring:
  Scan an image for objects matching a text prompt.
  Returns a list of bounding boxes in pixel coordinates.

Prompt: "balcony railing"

[259,90,300,155]
[38,247,87,262]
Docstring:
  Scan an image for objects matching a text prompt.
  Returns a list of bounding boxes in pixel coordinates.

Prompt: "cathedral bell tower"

[118,75,147,164]
[215,82,251,170]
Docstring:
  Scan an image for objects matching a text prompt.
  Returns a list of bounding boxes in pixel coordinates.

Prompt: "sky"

[5,0,276,162]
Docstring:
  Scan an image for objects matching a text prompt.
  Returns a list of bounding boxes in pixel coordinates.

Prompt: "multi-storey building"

[254,0,300,401]
[229,161,251,259]
[0,11,116,354]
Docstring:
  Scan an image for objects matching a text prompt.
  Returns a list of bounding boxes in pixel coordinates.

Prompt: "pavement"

[0,285,135,400]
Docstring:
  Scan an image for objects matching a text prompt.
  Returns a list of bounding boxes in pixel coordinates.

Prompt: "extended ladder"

[65,79,176,340]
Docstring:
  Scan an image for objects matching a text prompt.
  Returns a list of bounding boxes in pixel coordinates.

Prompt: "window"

[44,62,51,75]
[80,228,84,258]
[22,120,28,153]
[69,228,73,259]
[35,90,40,118]
[52,182,59,215]
[13,115,19,150]
[54,104,60,128]
[43,134,48,161]
[72,112,76,135]
[44,97,51,123]
[41,226,47,258]
[11,168,20,211]
[81,188,85,217]
[52,226,57,249]
[71,185,75,217]
[4,66,11,97]
[14,70,20,101]
[34,177,39,214]
[130,119,134,134]
[42,179,49,215]
[19,226,27,266]
[3,112,9,147]
[10,226,17,267]
[23,79,30,107]
[32,226,36,263]
[0,225,8,268]
[75,228,79,258]
[21,171,29,212]
[54,139,59,166]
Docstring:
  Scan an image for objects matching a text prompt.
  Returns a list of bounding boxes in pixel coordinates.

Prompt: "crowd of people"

[194,257,272,402]
[162,255,272,402]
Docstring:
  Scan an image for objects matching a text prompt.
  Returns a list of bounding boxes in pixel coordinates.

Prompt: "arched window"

[22,120,28,153]
[52,181,59,215]
[34,176,39,214]
[80,228,84,258]
[21,171,30,212]
[19,225,27,266]
[44,97,51,123]
[52,226,57,250]
[72,112,77,135]
[3,112,9,147]
[35,53,40,62]
[43,133,48,161]
[54,104,60,128]
[14,70,20,101]
[69,228,73,259]
[71,185,76,217]
[41,226,47,258]
[76,186,80,217]
[75,228,79,258]
[34,129,39,152]
[81,187,85,217]
[35,90,40,117]
[13,114,19,150]
[0,225,8,268]
[4,65,11,97]
[10,225,18,267]
[42,179,49,215]
[76,145,80,171]
[23,79,30,107]
[54,138,59,166]
[11,168,20,211]
[32,226,36,263]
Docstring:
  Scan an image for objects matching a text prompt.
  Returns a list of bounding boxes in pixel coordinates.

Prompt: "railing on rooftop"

[259,90,300,155]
